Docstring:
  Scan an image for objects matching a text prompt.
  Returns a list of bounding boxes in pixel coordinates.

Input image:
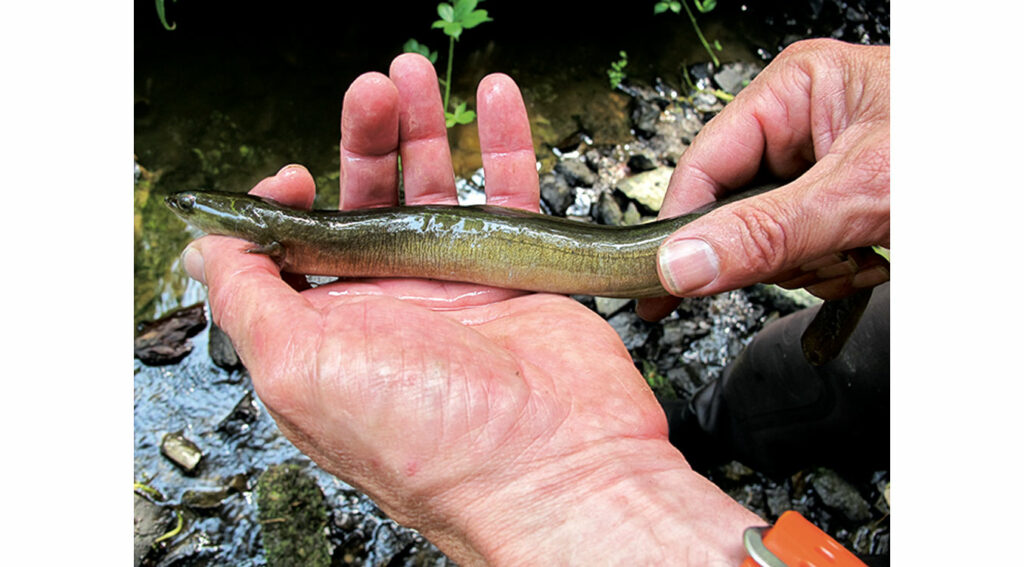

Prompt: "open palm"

[186,54,679,548]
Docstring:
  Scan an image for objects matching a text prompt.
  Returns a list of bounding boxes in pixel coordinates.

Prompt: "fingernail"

[658,239,719,295]
[182,245,206,285]
[852,265,889,288]
[816,257,859,279]
[276,163,305,176]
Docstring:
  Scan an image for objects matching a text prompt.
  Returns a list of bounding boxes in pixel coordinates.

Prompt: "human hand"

[639,39,890,320]
[182,54,759,564]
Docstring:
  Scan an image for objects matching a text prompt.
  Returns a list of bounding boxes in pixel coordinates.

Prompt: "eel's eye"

[174,193,196,211]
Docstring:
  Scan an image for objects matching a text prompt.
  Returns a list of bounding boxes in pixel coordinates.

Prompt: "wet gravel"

[134,2,890,564]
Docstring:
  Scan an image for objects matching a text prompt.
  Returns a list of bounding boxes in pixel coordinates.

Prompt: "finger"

[778,249,890,299]
[340,72,401,209]
[806,263,890,300]
[657,129,889,297]
[301,278,526,312]
[476,73,540,211]
[250,163,317,209]
[636,295,682,322]
[660,61,816,217]
[183,236,318,384]
[389,54,458,205]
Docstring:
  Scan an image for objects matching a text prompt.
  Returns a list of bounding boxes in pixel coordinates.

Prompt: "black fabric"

[664,283,890,476]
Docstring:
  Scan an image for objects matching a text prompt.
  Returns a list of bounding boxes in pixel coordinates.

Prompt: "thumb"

[656,162,889,297]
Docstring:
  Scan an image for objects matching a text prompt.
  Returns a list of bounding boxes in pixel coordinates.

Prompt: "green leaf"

[403,39,438,63]
[694,0,716,13]
[155,0,176,30]
[453,0,476,20]
[455,109,475,124]
[461,10,492,29]
[437,3,455,22]
[445,102,476,127]
[654,3,668,14]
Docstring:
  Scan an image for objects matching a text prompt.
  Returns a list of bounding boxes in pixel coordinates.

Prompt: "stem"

[681,1,719,67]
[444,35,455,114]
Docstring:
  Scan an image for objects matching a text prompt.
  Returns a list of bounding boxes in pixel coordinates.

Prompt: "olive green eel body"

[166,185,776,298]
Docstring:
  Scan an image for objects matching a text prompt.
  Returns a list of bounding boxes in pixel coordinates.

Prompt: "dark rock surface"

[135,304,207,365]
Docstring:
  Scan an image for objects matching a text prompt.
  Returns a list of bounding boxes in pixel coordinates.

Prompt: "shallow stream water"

[135,3,889,564]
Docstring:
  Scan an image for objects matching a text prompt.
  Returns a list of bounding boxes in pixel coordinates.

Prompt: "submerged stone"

[209,322,242,370]
[134,303,207,366]
[161,432,203,475]
[134,493,174,567]
[257,464,331,567]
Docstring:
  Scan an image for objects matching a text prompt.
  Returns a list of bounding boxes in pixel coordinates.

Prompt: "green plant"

[432,0,492,127]
[607,50,629,89]
[402,39,438,64]
[155,0,177,30]
[655,0,721,67]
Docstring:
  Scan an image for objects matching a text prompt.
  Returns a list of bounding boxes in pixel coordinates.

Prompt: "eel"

[166,184,882,363]
[165,185,777,298]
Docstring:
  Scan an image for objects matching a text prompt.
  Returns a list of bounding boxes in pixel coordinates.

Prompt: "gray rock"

[596,191,623,226]
[765,485,792,518]
[606,311,651,350]
[134,493,173,567]
[622,202,642,226]
[566,187,598,218]
[218,391,260,437]
[209,322,242,370]
[614,166,673,213]
[555,159,597,187]
[161,432,203,475]
[594,296,632,317]
[713,62,762,95]
[539,172,573,215]
[630,97,662,137]
[811,468,872,522]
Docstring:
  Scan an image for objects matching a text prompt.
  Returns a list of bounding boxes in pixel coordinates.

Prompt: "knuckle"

[722,203,791,276]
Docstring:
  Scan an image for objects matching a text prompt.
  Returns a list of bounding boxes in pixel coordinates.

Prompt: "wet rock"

[555,159,597,187]
[630,97,662,138]
[765,484,792,518]
[659,317,711,346]
[606,311,651,350]
[257,464,331,567]
[135,493,174,567]
[622,202,642,225]
[627,153,657,173]
[614,166,673,213]
[810,468,872,522]
[135,304,207,366]
[566,187,598,219]
[850,522,889,556]
[539,172,573,216]
[182,487,234,510]
[594,296,632,317]
[713,62,762,95]
[209,322,242,370]
[596,191,624,226]
[218,391,260,437]
[720,460,757,482]
[161,432,203,475]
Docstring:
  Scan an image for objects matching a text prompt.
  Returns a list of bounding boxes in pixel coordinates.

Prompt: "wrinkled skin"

[183,53,757,564]
[639,39,890,320]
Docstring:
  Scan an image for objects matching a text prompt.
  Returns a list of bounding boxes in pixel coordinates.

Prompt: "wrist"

[425,437,761,565]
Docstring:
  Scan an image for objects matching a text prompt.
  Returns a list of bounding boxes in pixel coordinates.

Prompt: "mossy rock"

[256,464,331,567]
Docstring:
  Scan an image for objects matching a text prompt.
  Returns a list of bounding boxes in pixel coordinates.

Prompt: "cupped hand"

[639,39,890,321]
[182,54,754,563]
